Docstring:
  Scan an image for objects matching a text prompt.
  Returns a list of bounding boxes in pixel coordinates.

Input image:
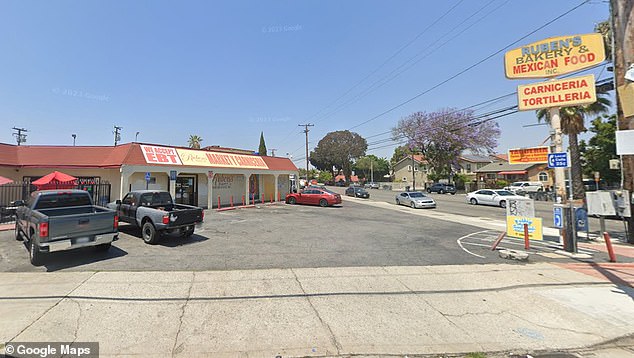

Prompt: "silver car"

[395,191,436,209]
[466,189,524,208]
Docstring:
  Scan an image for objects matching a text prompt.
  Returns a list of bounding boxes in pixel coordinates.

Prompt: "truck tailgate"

[42,208,116,239]
[169,208,202,227]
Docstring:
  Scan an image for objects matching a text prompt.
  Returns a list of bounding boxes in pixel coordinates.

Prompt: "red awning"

[32,171,77,190]
[499,170,527,175]
[0,176,13,185]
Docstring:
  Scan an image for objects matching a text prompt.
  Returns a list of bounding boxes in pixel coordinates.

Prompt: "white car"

[395,191,436,209]
[466,189,524,208]
[504,181,544,194]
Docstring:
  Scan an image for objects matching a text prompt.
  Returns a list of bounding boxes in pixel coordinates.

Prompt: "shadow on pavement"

[39,245,128,272]
[157,234,209,247]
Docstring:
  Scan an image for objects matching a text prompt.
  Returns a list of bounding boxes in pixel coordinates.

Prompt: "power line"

[312,0,509,124]
[12,127,28,146]
[348,0,590,131]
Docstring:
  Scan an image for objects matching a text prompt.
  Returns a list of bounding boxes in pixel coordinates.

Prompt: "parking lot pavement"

[1,264,633,357]
[1,200,504,272]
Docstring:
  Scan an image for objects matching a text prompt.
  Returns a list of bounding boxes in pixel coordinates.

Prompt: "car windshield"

[409,192,426,198]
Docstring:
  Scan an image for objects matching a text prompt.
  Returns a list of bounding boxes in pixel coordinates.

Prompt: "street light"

[135,131,140,142]
[72,134,76,146]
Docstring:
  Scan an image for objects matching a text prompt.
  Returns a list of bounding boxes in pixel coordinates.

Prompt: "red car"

[285,188,342,207]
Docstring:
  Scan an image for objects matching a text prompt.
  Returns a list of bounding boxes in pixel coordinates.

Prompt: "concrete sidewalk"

[1,263,633,357]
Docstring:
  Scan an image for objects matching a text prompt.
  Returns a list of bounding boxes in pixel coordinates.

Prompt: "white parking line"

[456,230,491,259]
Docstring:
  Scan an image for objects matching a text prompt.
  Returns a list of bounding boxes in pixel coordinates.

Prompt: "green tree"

[298,168,318,180]
[310,130,367,181]
[317,170,333,184]
[537,89,612,200]
[258,132,267,156]
[595,20,612,62]
[188,135,203,149]
[580,114,620,185]
[354,155,390,181]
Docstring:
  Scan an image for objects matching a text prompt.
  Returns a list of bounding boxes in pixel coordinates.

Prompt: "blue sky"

[0,0,612,166]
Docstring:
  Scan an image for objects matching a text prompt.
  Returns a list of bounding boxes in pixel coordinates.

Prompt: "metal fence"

[0,181,111,224]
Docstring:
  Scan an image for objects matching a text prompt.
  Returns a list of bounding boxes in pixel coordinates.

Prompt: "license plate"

[76,237,90,244]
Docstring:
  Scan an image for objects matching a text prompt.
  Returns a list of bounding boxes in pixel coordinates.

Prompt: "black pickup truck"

[108,190,204,244]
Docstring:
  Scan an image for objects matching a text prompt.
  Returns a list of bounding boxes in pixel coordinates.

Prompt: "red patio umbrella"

[0,176,13,185]
[32,171,77,190]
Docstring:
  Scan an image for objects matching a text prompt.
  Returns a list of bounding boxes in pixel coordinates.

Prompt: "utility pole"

[12,127,28,146]
[549,109,566,203]
[370,158,374,183]
[411,155,416,191]
[611,0,634,243]
[298,124,314,181]
[113,126,122,146]
[72,134,76,146]
[270,149,277,157]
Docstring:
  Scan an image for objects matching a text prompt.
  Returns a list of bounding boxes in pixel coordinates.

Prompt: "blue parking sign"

[145,172,151,182]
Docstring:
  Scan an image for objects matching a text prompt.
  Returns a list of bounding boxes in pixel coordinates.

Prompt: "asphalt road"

[330,186,627,235]
[0,197,560,272]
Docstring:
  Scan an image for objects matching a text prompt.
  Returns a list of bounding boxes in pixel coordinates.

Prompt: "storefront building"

[0,142,298,208]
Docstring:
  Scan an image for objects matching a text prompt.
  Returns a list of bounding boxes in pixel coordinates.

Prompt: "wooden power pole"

[611,0,634,243]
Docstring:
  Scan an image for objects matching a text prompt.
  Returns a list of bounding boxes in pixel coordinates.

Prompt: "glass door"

[175,175,197,206]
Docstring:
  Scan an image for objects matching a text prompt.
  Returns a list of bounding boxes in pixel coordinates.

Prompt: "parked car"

[14,190,119,265]
[466,189,524,208]
[364,182,380,189]
[108,190,204,244]
[427,183,457,195]
[395,191,436,209]
[286,188,342,207]
[504,181,544,194]
[345,186,370,198]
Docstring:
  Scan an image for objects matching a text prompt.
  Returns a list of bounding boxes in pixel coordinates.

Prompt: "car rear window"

[140,192,173,206]
[34,192,92,209]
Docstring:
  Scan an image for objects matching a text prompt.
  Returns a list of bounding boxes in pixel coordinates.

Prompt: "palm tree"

[537,90,611,200]
[187,135,203,149]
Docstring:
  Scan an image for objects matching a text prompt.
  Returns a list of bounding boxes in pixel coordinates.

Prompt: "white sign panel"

[616,130,634,155]
[587,191,616,216]
[506,197,535,218]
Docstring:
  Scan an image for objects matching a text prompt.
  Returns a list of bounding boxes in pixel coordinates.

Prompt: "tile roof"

[459,154,494,163]
[0,142,297,171]
[476,161,536,173]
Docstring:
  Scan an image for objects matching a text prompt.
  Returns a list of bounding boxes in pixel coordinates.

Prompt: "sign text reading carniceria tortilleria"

[517,74,596,111]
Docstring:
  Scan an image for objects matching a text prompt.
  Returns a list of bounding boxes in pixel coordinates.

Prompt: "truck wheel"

[96,243,111,251]
[29,239,43,266]
[183,226,195,238]
[142,222,160,244]
[15,222,23,241]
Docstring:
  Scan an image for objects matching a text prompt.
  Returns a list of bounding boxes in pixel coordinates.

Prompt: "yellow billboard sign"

[505,33,605,79]
[518,74,597,111]
[176,148,269,169]
[508,146,549,164]
[506,216,543,241]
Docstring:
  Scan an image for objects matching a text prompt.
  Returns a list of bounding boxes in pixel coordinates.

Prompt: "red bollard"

[523,223,530,250]
[217,196,221,209]
[230,195,234,208]
[278,192,281,202]
[270,194,273,203]
[603,232,617,263]
[491,231,506,251]
[242,195,245,206]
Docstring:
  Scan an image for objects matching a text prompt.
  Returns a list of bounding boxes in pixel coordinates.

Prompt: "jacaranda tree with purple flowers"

[392,108,500,180]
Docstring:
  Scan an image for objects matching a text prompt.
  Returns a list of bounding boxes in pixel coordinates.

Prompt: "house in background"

[475,161,553,188]
[456,154,498,181]
[392,155,429,187]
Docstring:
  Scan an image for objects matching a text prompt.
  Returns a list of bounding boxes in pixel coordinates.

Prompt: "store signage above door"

[508,146,549,164]
[504,33,605,79]
[176,148,269,169]
[141,145,182,165]
[517,74,597,111]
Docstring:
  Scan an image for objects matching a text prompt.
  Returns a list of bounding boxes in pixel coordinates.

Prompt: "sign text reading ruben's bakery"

[505,33,605,79]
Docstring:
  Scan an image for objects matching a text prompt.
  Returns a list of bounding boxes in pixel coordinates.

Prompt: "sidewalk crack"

[171,272,195,357]
[291,268,342,355]
[8,271,96,343]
